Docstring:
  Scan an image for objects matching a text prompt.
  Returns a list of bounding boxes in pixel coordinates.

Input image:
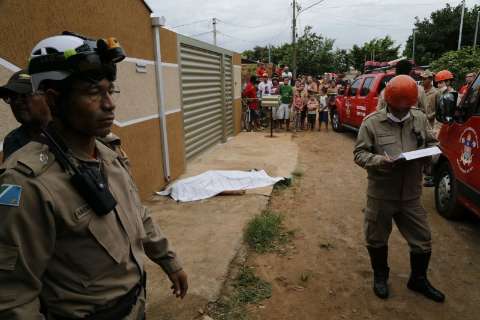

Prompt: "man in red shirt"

[256,62,267,78]
[242,75,259,130]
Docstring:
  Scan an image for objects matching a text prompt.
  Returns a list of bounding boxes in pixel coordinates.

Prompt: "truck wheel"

[331,110,344,132]
[434,162,464,220]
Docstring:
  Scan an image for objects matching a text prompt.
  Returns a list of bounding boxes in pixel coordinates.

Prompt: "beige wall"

[233,99,242,135]
[233,65,242,100]
[115,61,158,123]
[110,110,185,198]
[233,53,242,135]
[0,0,155,67]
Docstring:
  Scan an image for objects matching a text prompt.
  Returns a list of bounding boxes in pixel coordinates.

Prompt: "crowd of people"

[242,62,347,132]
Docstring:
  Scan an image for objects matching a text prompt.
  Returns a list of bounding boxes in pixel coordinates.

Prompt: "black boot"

[407,252,445,303]
[367,246,389,299]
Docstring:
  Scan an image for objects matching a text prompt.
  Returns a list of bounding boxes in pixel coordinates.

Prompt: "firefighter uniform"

[0,140,181,319]
[354,107,437,252]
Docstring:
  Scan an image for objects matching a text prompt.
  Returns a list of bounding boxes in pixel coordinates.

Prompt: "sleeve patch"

[0,184,22,207]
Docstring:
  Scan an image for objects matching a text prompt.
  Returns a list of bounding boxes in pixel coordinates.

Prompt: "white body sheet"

[157,170,285,202]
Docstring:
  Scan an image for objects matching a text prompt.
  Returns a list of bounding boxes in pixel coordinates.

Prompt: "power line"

[171,19,210,29]
[299,0,327,14]
[216,18,275,30]
[188,30,214,38]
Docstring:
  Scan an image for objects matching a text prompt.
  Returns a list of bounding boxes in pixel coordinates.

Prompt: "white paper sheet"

[397,146,442,161]
[157,170,285,202]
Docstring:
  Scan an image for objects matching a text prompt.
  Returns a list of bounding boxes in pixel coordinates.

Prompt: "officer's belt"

[49,272,146,320]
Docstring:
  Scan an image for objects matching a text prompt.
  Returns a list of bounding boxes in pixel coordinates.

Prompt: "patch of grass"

[208,266,271,320]
[291,168,304,178]
[234,266,272,304]
[245,210,284,253]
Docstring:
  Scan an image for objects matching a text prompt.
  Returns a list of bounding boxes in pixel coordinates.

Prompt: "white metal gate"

[180,44,223,159]
[178,36,235,160]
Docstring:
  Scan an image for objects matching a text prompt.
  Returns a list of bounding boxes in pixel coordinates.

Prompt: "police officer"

[354,75,445,302]
[0,70,51,161]
[0,32,188,319]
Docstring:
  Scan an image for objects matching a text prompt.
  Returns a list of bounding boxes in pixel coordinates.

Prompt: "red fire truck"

[433,75,480,219]
[332,72,394,132]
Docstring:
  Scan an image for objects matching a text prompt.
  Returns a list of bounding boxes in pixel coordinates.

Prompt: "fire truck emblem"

[346,102,351,117]
[457,127,478,174]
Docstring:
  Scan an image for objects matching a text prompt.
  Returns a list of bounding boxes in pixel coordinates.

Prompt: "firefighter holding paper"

[353,75,445,302]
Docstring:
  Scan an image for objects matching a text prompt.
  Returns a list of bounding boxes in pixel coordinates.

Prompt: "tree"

[295,26,336,75]
[332,49,350,73]
[348,36,400,71]
[242,26,336,76]
[403,4,480,66]
[430,46,480,86]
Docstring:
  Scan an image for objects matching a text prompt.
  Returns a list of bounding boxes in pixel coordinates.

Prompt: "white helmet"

[28,31,125,90]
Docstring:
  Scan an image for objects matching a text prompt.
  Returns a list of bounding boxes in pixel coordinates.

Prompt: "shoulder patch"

[0,184,22,207]
[11,144,55,177]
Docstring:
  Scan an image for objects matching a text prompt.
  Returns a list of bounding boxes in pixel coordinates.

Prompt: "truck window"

[349,78,362,96]
[360,77,374,96]
[465,76,480,115]
[377,75,394,94]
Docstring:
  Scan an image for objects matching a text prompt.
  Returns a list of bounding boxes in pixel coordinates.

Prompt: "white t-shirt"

[281,71,293,85]
[258,81,272,96]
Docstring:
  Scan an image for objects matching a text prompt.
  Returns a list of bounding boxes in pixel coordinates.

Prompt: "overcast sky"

[146,0,477,54]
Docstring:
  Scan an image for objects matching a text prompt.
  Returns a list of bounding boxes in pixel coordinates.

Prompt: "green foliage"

[430,46,480,86]
[242,26,336,76]
[234,266,272,304]
[348,36,400,71]
[403,4,480,65]
[208,266,272,320]
[245,210,285,253]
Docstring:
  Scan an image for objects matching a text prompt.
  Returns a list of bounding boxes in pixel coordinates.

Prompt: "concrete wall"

[233,53,242,135]
[0,1,240,198]
[0,0,185,199]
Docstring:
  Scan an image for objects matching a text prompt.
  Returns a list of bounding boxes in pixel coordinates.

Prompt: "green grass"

[208,266,272,320]
[245,210,285,253]
[234,266,272,304]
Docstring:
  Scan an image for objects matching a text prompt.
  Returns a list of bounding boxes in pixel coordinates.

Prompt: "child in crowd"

[318,87,329,131]
[306,94,319,131]
[292,88,304,131]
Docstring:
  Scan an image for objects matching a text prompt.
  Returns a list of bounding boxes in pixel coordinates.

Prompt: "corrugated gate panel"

[224,55,234,136]
[180,44,223,159]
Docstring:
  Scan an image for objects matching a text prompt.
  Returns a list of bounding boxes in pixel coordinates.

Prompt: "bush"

[430,46,480,87]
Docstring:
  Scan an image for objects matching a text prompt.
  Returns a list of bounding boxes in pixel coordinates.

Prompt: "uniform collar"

[379,107,413,124]
[66,138,119,164]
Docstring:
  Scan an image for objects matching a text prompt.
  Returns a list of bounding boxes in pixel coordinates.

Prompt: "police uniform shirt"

[0,140,181,319]
[2,125,31,161]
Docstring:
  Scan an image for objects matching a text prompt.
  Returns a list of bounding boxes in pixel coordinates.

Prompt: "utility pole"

[474,10,480,51]
[212,17,217,46]
[458,0,465,50]
[412,29,416,62]
[268,44,271,64]
[292,0,297,79]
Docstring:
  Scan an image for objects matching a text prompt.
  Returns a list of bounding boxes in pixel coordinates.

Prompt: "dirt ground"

[245,129,480,320]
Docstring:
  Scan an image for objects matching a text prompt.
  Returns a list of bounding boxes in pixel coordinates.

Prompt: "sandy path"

[249,129,480,320]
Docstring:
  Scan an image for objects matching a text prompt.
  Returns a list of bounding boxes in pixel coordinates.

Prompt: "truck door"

[446,77,480,212]
[345,78,362,126]
[460,82,480,206]
[356,77,374,126]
